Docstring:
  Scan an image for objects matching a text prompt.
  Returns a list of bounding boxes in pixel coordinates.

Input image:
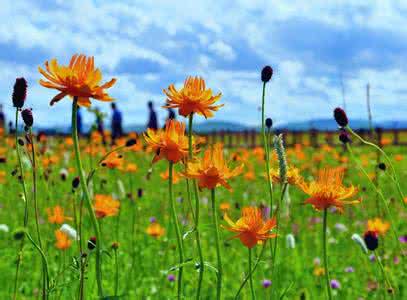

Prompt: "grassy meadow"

[0,60,406,300]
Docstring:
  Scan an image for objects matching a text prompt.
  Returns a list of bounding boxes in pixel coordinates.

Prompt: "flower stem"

[71,98,104,298]
[188,113,204,299]
[322,209,332,300]
[114,248,119,297]
[346,126,406,209]
[235,243,266,299]
[374,250,394,294]
[211,188,222,300]
[261,82,274,212]
[29,128,48,299]
[346,144,401,251]
[169,162,184,299]
[249,248,256,300]
[13,108,29,300]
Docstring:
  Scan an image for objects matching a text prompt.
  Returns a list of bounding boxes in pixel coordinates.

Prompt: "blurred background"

[1,1,407,133]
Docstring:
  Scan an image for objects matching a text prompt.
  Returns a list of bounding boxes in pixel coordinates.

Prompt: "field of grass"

[1,130,406,299]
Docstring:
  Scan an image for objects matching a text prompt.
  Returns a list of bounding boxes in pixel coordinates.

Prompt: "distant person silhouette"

[77,107,83,135]
[0,104,5,131]
[8,121,14,134]
[111,103,123,144]
[95,107,106,145]
[147,101,158,130]
[163,107,176,128]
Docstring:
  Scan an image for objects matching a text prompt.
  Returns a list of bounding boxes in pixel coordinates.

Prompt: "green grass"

[0,136,406,299]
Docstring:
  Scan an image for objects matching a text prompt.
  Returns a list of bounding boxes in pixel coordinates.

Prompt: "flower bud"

[111,242,119,249]
[334,107,348,127]
[339,131,351,144]
[88,236,97,250]
[364,231,379,251]
[21,108,33,127]
[261,66,273,83]
[72,176,80,189]
[265,118,273,129]
[126,139,137,147]
[12,78,27,108]
[13,227,26,240]
[377,162,386,171]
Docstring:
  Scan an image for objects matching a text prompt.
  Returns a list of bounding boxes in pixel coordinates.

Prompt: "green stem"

[211,189,222,300]
[261,82,274,211]
[374,250,394,295]
[271,182,288,276]
[322,209,332,300]
[235,243,267,299]
[114,248,119,297]
[25,231,50,294]
[71,98,104,298]
[346,144,401,251]
[347,126,406,208]
[169,162,184,299]
[13,108,29,300]
[29,128,47,299]
[188,113,204,299]
[248,248,256,300]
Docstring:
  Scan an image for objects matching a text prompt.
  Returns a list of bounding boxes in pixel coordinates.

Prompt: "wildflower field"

[0,58,406,300]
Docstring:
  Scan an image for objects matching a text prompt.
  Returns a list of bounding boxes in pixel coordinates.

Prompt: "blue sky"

[1,1,407,128]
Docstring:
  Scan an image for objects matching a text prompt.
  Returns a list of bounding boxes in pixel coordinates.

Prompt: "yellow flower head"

[163,76,223,118]
[367,218,390,236]
[222,207,277,248]
[144,119,199,164]
[55,230,71,250]
[299,168,360,213]
[146,222,165,238]
[183,143,243,190]
[47,206,71,224]
[39,54,116,107]
[94,194,120,218]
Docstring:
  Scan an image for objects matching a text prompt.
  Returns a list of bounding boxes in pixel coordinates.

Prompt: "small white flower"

[351,233,368,254]
[334,223,348,232]
[117,179,126,199]
[0,224,9,233]
[286,233,296,249]
[60,224,77,240]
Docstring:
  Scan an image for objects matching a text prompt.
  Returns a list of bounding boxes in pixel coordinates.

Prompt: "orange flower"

[122,163,138,173]
[163,76,222,118]
[299,168,360,213]
[244,170,255,181]
[38,54,116,107]
[94,194,120,218]
[220,202,231,212]
[101,153,123,169]
[55,230,71,250]
[367,218,390,236]
[144,120,198,164]
[47,206,71,224]
[146,223,165,238]
[0,170,5,184]
[394,154,403,162]
[160,168,181,184]
[183,144,243,190]
[222,207,277,248]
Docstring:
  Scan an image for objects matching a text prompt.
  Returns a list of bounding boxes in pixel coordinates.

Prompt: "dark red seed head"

[364,231,379,251]
[12,78,27,108]
[261,66,273,83]
[21,108,33,127]
[334,107,348,127]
